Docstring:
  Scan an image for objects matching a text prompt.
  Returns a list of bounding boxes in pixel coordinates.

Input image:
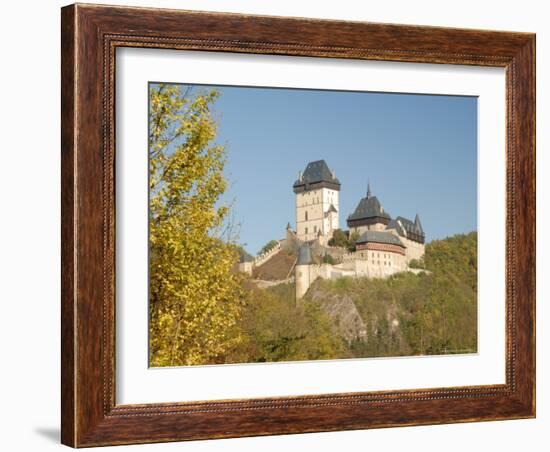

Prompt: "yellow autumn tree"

[148,84,244,367]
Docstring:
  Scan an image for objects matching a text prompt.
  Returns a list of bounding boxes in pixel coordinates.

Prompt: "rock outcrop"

[307,282,367,343]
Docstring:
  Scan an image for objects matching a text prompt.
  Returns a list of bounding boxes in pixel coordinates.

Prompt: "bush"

[306,232,478,358]
[328,229,359,251]
[328,229,348,248]
[322,254,336,264]
[223,283,347,363]
[409,258,425,269]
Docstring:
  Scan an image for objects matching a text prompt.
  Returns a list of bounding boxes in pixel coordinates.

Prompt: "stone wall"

[295,253,408,299]
[238,261,253,275]
[401,237,425,263]
[254,241,282,267]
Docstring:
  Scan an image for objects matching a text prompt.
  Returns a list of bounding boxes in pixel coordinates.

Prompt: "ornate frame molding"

[61,4,535,447]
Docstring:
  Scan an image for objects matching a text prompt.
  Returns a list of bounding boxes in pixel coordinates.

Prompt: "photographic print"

[148,83,478,367]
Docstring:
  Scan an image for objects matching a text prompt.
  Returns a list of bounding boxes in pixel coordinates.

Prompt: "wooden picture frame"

[61,3,535,447]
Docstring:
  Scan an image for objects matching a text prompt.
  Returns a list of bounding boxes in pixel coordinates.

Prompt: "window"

[314,225,317,233]
[305,227,308,234]
[305,211,308,221]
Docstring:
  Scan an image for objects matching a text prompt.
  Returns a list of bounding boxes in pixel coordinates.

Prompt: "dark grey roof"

[396,216,424,237]
[293,160,340,188]
[347,195,391,221]
[327,204,338,213]
[296,244,313,265]
[386,218,406,237]
[356,231,405,247]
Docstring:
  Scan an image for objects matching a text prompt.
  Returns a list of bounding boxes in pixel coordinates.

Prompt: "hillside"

[252,249,297,281]
[213,232,477,364]
[303,231,478,358]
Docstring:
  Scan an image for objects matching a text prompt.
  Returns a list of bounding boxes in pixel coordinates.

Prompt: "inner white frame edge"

[116,47,506,405]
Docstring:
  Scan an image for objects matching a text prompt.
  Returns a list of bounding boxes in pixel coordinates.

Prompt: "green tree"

[347,231,360,251]
[224,283,347,363]
[328,229,348,248]
[409,257,425,269]
[148,84,244,366]
[307,232,478,358]
[328,229,359,251]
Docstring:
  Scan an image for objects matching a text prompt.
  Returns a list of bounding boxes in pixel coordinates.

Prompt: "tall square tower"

[293,160,340,242]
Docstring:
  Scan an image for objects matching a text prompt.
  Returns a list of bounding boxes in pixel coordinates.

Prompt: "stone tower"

[295,243,314,300]
[293,160,340,242]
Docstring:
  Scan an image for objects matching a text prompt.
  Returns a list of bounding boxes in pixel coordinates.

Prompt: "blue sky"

[162,84,477,256]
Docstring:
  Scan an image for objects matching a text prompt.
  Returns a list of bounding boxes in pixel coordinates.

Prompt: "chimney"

[298,171,303,181]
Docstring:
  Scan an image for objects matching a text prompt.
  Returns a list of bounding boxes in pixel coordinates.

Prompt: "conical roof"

[347,195,391,222]
[296,244,313,265]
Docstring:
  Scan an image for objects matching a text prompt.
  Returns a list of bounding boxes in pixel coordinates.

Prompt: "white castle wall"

[385,228,425,263]
[296,251,408,300]
[342,249,407,273]
[237,261,253,275]
[400,237,425,263]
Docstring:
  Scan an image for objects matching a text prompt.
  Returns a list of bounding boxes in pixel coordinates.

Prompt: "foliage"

[148,84,244,367]
[235,245,254,263]
[305,232,478,357]
[348,231,360,251]
[322,253,336,265]
[424,232,478,292]
[328,229,360,251]
[259,240,279,255]
[408,257,425,269]
[328,229,348,248]
[223,283,347,363]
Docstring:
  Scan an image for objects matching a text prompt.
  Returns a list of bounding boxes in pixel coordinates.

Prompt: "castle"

[238,159,426,300]
[293,160,425,299]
